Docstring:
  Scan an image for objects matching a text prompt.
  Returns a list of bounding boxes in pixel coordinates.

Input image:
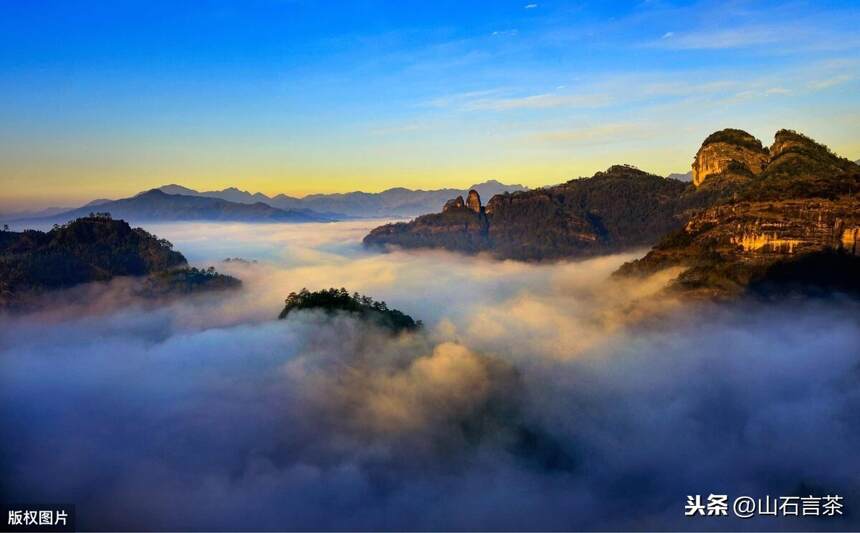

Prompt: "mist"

[2,221,859,531]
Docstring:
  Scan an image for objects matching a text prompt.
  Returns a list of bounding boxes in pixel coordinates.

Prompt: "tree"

[277,287,420,333]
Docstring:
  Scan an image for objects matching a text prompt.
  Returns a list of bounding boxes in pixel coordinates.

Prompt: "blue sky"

[1,0,859,207]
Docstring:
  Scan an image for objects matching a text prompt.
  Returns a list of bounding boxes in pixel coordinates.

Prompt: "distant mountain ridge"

[12,189,334,225]
[0,206,75,221]
[364,166,708,261]
[0,200,112,222]
[666,171,693,182]
[157,180,527,217]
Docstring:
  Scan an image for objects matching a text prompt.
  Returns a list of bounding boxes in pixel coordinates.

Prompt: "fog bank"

[2,221,859,531]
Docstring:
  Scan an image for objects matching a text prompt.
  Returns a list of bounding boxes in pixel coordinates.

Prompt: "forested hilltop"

[0,215,239,308]
[278,287,421,333]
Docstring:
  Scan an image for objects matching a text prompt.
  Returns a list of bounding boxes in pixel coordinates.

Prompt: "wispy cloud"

[808,74,856,91]
[420,73,788,116]
[465,92,612,111]
[649,27,782,49]
[524,3,538,9]
[421,88,511,109]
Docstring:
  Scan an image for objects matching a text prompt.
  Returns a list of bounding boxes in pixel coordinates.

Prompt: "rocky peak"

[442,196,465,212]
[466,189,482,213]
[769,129,832,160]
[692,128,769,187]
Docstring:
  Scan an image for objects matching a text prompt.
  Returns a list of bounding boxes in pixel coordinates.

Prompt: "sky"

[1,0,859,209]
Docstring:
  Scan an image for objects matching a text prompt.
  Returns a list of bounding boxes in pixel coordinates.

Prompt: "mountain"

[156,179,527,218]
[0,215,239,307]
[160,184,273,205]
[363,165,711,261]
[82,198,112,207]
[666,171,693,182]
[0,205,75,221]
[17,190,334,225]
[364,128,860,296]
[158,184,203,196]
[1,198,114,223]
[616,129,860,298]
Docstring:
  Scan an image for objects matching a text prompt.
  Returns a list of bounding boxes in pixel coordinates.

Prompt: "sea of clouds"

[2,221,859,531]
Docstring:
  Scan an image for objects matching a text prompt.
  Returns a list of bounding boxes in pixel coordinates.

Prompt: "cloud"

[524,3,538,9]
[422,88,510,109]
[648,27,782,49]
[2,221,860,530]
[465,92,612,111]
[808,74,856,91]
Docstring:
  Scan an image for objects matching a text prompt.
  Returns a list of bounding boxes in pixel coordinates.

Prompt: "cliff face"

[364,165,698,261]
[466,190,483,213]
[618,129,860,298]
[686,199,859,257]
[691,129,769,187]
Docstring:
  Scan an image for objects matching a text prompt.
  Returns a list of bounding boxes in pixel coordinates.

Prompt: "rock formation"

[365,127,860,297]
[443,196,465,212]
[365,127,859,294]
[466,189,482,213]
[691,129,769,187]
[618,129,860,298]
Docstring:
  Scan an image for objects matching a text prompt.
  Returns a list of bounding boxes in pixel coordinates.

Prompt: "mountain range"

[2,133,857,303]
[364,128,860,298]
[2,180,528,225]
[364,165,713,261]
[666,171,693,182]
[156,180,527,218]
[8,189,333,225]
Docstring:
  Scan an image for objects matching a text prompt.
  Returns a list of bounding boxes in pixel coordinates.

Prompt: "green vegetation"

[739,130,860,201]
[278,287,421,333]
[701,128,767,153]
[1,215,185,297]
[1,215,239,307]
[141,266,241,297]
